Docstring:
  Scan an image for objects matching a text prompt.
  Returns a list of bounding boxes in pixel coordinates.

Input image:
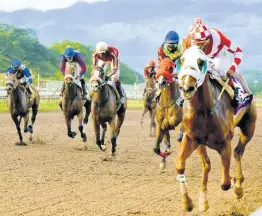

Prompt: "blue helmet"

[64,47,75,58]
[164,31,179,43]
[11,59,22,68]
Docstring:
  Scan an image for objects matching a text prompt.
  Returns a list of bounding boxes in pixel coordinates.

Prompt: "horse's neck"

[188,77,214,112]
[146,79,155,89]
[11,86,28,110]
[160,82,179,106]
[92,85,109,103]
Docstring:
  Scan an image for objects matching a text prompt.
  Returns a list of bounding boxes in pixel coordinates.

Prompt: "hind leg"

[28,104,39,141]
[23,112,30,134]
[77,112,86,142]
[234,111,256,199]
[140,107,148,125]
[116,107,126,137]
[92,119,102,150]
[149,109,156,137]
[108,118,117,155]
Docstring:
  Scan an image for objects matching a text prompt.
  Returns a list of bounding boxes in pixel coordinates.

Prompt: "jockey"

[92,41,125,104]
[60,47,88,100]
[143,60,157,95]
[179,17,253,109]
[6,59,33,98]
[158,31,182,65]
[144,60,157,79]
[153,58,177,102]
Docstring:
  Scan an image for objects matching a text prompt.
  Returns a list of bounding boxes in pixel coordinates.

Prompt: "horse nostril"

[188,86,195,92]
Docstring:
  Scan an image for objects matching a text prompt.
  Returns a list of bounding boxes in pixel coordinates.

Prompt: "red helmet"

[148,60,156,67]
[189,17,211,41]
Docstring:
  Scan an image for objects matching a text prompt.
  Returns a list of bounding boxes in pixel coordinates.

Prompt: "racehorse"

[61,62,90,142]
[175,45,257,212]
[154,61,183,169]
[140,75,157,137]
[6,73,40,145]
[89,66,127,155]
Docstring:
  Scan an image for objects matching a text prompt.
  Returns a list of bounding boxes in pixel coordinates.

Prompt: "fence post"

[37,73,40,91]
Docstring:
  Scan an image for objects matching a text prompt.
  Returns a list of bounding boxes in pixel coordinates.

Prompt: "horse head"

[176,45,208,100]
[92,66,105,80]
[5,73,18,95]
[64,62,78,84]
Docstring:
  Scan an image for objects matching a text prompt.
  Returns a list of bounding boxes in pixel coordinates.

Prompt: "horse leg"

[153,124,165,156]
[23,112,29,134]
[83,100,91,124]
[175,134,198,212]
[77,112,86,142]
[150,108,156,136]
[197,145,211,212]
[108,118,117,156]
[233,112,256,199]
[116,108,126,137]
[140,107,148,125]
[219,140,232,191]
[28,104,38,141]
[12,115,24,145]
[92,120,101,150]
[100,123,107,151]
[66,115,76,138]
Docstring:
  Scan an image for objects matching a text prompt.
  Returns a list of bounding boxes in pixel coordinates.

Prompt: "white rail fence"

[0,80,145,100]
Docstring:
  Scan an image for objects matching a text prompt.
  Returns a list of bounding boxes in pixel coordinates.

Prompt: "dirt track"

[0,108,262,216]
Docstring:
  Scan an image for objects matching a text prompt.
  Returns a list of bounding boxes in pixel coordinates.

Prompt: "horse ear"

[175,58,182,73]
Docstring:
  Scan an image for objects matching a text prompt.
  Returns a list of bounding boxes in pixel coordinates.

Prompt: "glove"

[104,75,109,81]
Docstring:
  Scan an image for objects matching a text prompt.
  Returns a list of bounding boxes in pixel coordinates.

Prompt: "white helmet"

[96,41,108,53]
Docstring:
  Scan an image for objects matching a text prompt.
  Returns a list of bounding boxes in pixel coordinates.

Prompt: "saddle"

[208,74,234,100]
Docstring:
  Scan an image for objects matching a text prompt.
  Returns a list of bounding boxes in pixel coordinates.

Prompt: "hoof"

[16,141,27,146]
[24,128,29,133]
[183,195,193,212]
[221,183,231,191]
[82,133,87,142]
[234,186,244,199]
[199,200,209,212]
[153,148,161,155]
[28,125,33,133]
[101,145,107,151]
[68,132,76,138]
[160,158,166,170]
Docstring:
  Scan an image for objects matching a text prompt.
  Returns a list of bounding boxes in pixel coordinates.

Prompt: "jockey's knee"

[114,80,121,86]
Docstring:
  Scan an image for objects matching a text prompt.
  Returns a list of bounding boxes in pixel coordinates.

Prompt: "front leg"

[65,114,76,138]
[108,118,117,155]
[92,119,101,150]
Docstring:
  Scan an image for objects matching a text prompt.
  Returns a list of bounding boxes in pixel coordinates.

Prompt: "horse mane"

[90,75,103,84]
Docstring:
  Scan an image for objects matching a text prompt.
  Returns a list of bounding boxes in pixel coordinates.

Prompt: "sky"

[0,0,107,12]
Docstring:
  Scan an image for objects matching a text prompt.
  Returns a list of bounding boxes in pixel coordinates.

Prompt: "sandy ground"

[0,108,261,216]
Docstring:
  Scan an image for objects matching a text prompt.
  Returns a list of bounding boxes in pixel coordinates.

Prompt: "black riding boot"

[116,82,125,104]
[80,78,88,100]
[25,84,32,98]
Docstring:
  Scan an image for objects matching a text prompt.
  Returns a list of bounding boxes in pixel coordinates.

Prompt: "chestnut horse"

[175,46,257,212]
[90,66,127,155]
[140,76,157,137]
[154,67,182,169]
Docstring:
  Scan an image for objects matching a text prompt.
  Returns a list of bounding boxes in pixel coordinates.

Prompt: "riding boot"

[60,82,65,97]
[25,84,33,98]
[176,96,184,107]
[231,77,253,109]
[115,81,125,104]
[80,78,89,101]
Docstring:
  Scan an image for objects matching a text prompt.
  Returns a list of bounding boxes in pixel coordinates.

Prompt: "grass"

[0,99,144,112]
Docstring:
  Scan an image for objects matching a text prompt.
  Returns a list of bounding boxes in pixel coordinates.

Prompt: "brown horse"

[5,73,40,145]
[140,76,156,137]
[154,71,182,169]
[61,62,90,142]
[175,46,257,212]
[90,66,127,155]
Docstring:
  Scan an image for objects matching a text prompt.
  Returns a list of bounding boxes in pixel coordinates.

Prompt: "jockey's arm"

[23,67,32,84]
[75,55,86,76]
[218,30,243,72]
[108,54,119,76]
[92,52,98,68]
[60,57,66,75]
[144,67,149,78]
